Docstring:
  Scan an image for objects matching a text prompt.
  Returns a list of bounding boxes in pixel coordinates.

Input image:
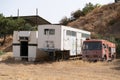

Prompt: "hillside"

[0,36,12,52]
[68,3,120,38]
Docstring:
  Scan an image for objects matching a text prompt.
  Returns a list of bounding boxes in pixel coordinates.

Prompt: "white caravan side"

[38,25,90,59]
[13,31,38,61]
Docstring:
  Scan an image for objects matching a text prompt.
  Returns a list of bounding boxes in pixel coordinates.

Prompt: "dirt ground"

[0,36,13,52]
[0,52,120,80]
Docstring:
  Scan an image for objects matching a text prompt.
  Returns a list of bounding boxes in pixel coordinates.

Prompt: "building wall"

[13,31,20,58]
[38,25,62,50]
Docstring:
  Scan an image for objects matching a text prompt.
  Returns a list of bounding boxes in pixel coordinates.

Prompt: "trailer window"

[44,29,55,35]
[49,29,55,35]
[82,33,89,38]
[72,31,76,36]
[66,30,76,36]
[44,29,49,35]
[66,30,71,36]
[83,42,102,50]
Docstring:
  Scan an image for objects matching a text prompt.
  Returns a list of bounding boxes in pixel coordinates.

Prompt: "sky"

[0,0,114,23]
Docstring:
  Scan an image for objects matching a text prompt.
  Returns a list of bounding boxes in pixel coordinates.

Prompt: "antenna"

[36,8,38,27]
[17,9,19,17]
[36,8,38,16]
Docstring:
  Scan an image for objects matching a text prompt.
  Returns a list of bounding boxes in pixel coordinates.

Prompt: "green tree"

[60,3,100,24]
[60,16,70,25]
[9,17,33,31]
[21,23,33,31]
[82,2,99,15]
[0,14,33,45]
[115,38,120,57]
[71,10,84,20]
[0,14,9,45]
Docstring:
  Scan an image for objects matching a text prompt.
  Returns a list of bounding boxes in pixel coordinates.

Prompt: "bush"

[115,38,120,58]
[0,51,4,55]
[82,2,99,15]
[60,16,71,25]
[109,19,117,25]
[71,10,84,19]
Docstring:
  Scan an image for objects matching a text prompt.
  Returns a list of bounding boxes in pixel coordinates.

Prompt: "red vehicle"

[82,39,116,61]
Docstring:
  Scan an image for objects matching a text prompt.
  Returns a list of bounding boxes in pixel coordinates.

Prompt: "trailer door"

[76,33,82,55]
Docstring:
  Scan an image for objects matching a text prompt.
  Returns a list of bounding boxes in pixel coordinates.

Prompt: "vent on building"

[19,37,29,41]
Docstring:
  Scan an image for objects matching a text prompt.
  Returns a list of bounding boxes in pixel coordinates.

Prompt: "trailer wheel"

[93,60,97,62]
[63,51,70,60]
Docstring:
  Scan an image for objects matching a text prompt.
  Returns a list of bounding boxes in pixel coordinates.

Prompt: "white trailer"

[38,25,90,60]
[13,31,38,61]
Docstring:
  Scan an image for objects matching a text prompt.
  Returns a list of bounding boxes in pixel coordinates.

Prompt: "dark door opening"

[20,41,28,56]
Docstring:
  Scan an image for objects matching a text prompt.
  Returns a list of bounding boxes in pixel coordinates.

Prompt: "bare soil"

[0,36,13,52]
[0,52,120,80]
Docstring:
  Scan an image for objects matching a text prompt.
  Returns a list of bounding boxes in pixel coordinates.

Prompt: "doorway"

[20,41,28,57]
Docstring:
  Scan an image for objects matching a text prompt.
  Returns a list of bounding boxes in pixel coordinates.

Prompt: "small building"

[13,31,38,61]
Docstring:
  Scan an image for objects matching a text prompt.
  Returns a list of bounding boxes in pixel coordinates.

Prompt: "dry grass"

[0,36,13,51]
[0,52,120,80]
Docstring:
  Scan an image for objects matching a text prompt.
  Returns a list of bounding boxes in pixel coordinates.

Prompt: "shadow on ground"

[111,59,120,70]
[0,57,54,65]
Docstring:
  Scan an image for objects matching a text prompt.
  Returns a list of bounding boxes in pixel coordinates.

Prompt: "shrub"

[0,51,4,55]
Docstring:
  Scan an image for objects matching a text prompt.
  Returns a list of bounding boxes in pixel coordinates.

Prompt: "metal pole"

[36,8,38,27]
[17,9,19,18]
